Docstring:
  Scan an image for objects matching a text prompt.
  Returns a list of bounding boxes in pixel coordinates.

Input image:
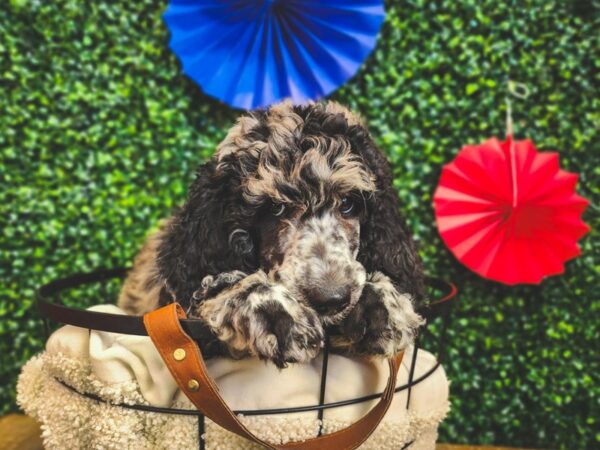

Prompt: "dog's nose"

[306,285,351,314]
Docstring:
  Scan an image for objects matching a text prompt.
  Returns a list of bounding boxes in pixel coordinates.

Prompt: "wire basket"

[36,268,457,450]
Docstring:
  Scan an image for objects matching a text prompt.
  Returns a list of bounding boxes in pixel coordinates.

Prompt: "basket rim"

[36,268,457,339]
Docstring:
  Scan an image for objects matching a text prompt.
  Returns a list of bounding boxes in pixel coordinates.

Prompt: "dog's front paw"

[197,274,324,367]
[194,271,248,301]
[248,286,325,367]
[332,272,424,357]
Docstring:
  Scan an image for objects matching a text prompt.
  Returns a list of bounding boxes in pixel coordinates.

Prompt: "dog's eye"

[271,202,286,217]
[339,196,355,216]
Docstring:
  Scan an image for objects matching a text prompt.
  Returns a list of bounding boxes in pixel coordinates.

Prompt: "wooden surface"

[0,414,536,450]
[0,414,43,450]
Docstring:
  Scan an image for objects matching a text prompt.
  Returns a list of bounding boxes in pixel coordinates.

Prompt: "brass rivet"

[188,379,200,392]
[173,348,186,361]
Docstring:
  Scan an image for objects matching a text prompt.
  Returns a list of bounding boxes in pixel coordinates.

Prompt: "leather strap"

[144,303,404,450]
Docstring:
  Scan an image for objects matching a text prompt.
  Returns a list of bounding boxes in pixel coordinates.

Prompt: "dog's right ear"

[156,160,257,305]
[347,125,426,304]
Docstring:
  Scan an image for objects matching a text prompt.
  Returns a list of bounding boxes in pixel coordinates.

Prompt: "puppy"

[119,101,424,367]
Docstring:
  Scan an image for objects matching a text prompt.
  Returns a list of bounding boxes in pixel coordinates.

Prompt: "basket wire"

[37,269,457,450]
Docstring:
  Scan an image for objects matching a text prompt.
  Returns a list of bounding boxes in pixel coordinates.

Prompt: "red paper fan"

[433,136,590,285]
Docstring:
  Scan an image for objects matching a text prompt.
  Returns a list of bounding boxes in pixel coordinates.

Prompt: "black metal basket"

[36,269,457,450]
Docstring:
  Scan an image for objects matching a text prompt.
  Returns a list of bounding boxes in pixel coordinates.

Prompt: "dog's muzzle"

[275,212,366,324]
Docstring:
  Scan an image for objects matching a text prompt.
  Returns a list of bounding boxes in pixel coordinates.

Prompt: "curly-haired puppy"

[119,101,425,368]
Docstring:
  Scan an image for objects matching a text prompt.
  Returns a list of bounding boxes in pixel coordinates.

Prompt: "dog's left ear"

[351,128,426,303]
[155,159,258,306]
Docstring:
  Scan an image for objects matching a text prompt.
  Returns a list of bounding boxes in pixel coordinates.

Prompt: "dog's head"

[157,102,424,324]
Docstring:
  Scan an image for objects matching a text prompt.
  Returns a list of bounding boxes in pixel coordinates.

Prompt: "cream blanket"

[17,305,449,449]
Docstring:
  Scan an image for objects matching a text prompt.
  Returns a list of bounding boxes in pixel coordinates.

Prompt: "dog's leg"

[330,272,424,357]
[195,270,324,368]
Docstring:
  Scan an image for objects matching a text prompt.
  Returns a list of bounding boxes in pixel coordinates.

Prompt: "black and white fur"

[119,101,425,368]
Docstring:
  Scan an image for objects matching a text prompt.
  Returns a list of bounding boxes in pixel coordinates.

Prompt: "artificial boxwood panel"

[1,0,598,448]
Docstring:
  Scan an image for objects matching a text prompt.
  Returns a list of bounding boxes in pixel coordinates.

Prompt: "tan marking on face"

[266,100,304,149]
[215,115,266,162]
[243,137,376,207]
[325,101,364,126]
[244,151,288,204]
[213,101,376,206]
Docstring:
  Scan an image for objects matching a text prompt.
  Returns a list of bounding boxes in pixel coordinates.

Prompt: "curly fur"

[119,101,425,367]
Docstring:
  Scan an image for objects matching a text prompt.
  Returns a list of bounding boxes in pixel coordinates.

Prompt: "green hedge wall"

[1,0,598,448]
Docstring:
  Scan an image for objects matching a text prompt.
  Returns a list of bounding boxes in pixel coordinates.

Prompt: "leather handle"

[144,303,403,450]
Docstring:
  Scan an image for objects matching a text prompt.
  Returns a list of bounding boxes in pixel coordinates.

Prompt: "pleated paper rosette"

[433,136,589,285]
[163,0,385,109]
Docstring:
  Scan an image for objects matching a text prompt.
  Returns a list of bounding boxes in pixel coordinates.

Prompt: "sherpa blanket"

[17,305,449,449]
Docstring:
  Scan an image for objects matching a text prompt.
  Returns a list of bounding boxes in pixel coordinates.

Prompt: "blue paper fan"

[164,0,385,109]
